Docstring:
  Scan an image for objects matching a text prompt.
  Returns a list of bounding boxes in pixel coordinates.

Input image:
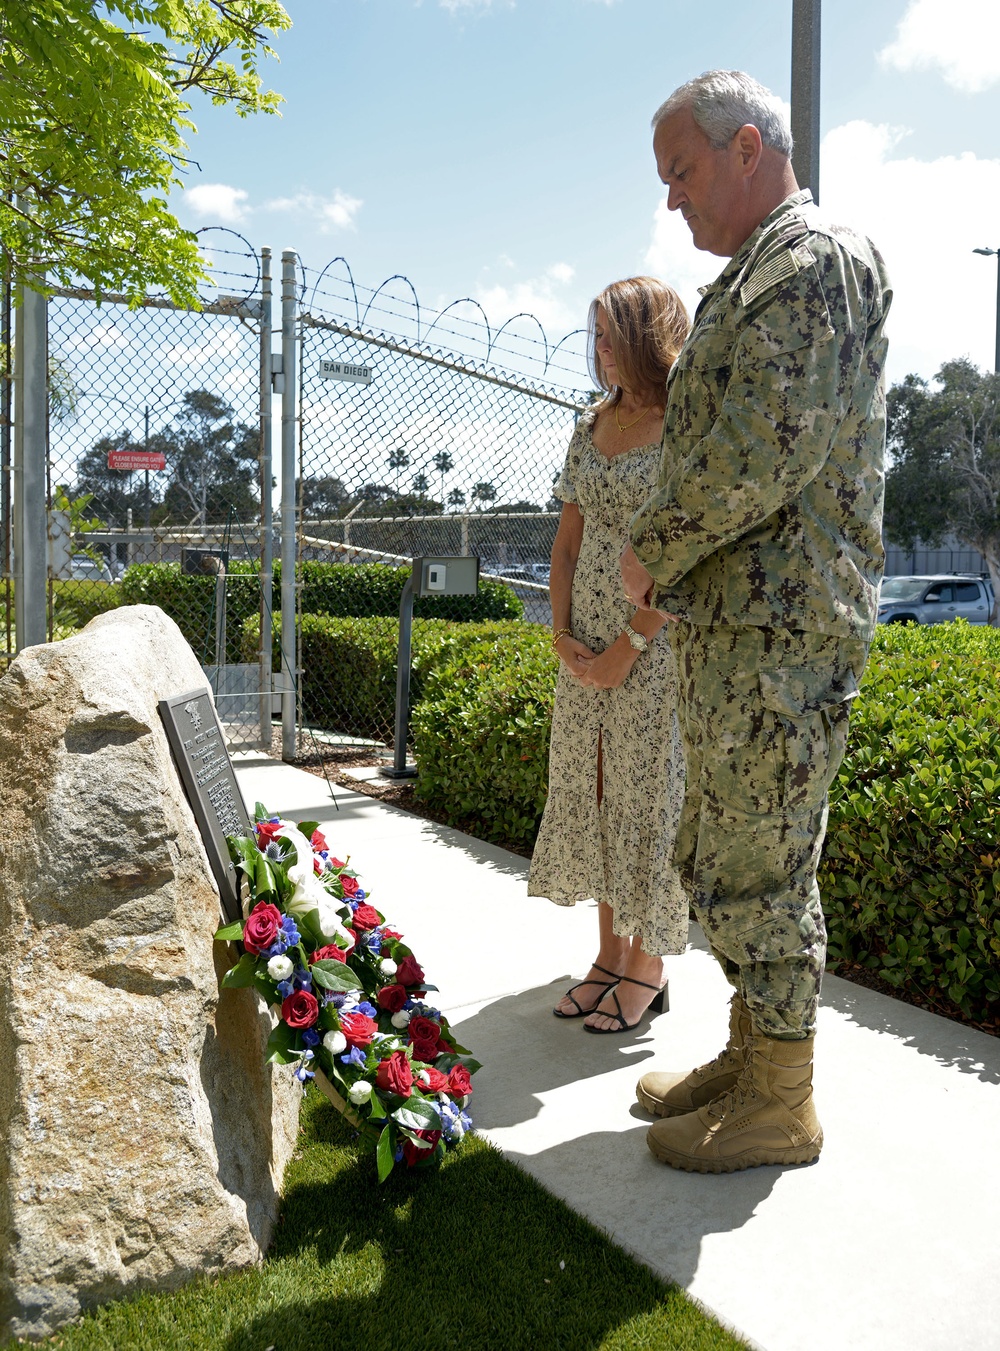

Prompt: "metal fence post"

[13,281,48,651]
[259,247,274,751]
[280,250,298,760]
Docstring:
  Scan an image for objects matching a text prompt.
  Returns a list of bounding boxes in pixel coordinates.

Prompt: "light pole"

[791,0,822,204]
[973,247,1000,374]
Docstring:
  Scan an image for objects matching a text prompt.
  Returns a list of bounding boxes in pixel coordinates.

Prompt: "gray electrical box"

[414,556,479,598]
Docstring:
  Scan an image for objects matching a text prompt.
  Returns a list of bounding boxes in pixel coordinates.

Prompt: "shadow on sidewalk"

[821,973,1000,1085]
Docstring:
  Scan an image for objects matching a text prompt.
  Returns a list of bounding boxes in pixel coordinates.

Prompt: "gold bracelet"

[551,627,572,648]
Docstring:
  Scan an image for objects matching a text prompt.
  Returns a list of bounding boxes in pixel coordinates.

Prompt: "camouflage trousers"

[669,623,868,1040]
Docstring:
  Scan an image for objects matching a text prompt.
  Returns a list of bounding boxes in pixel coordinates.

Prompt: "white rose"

[267,955,294,981]
[348,1080,373,1104]
[323,1030,347,1055]
[391,1010,411,1029]
[379,957,398,977]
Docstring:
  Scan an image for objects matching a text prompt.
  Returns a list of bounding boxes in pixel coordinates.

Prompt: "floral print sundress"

[528,409,688,955]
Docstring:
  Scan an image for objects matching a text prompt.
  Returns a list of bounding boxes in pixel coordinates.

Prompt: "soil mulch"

[287,742,998,1041]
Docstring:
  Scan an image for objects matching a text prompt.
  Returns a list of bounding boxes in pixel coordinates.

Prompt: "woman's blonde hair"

[587,276,689,407]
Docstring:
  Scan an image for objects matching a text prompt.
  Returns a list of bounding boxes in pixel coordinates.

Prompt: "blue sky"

[173,0,1000,389]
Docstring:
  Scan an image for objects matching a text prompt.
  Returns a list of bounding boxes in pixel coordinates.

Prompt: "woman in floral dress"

[528,276,690,1033]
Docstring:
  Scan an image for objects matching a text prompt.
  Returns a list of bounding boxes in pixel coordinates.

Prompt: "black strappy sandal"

[581,974,669,1034]
[552,963,622,1019]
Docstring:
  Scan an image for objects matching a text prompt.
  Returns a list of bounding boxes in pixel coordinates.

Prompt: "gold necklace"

[615,402,650,433]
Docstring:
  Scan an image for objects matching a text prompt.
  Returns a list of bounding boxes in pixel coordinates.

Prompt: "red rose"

[418,1066,450,1092]
[243,901,282,954]
[281,990,319,1029]
[340,873,360,898]
[447,1065,473,1098]
[311,829,328,852]
[339,1011,376,1047]
[256,820,283,848]
[410,1037,440,1063]
[381,928,402,941]
[351,903,382,931]
[402,1128,441,1168]
[312,944,347,965]
[376,983,408,1012]
[330,856,346,868]
[375,1050,413,1096]
[397,955,426,988]
[408,1015,441,1048]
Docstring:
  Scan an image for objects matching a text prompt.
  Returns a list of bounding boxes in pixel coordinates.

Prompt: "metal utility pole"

[280,250,297,760]
[13,280,47,651]
[259,246,274,752]
[973,248,1000,373]
[791,0,821,204]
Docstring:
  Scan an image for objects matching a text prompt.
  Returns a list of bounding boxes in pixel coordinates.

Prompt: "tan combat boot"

[645,1031,822,1172]
[635,991,751,1117]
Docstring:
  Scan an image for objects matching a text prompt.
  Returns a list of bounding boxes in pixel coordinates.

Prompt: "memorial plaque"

[158,687,251,925]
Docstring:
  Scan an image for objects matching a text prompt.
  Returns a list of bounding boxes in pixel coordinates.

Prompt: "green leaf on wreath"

[298,821,320,841]
[376,1124,395,1183]
[214,919,245,942]
[368,1095,386,1121]
[221,953,258,989]
[254,802,271,822]
[296,907,325,948]
[252,971,278,1004]
[393,1097,442,1131]
[311,960,360,992]
[264,1022,300,1065]
[254,854,277,897]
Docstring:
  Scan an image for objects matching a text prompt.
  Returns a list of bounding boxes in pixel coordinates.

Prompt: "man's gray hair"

[652,70,793,158]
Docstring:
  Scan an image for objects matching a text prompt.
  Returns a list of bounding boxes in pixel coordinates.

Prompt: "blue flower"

[293,968,313,993]
[394,1145,404,1162]
[294,1067,315,1082]
[356,1001,377,1019]
[281,915,300,945]
[330,993,347,1009]
[277,979,294,999]
[339,1045,367,1068]
[264,841,284,861]
[302,1028,320,1048]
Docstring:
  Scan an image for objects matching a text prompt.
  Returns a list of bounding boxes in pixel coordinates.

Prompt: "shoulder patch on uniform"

[739,248,800,309]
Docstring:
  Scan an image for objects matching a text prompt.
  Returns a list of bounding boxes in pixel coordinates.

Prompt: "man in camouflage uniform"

[621,70,891,1172]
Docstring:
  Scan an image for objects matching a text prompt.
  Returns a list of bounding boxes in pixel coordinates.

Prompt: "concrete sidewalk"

[232,753,1000,1351]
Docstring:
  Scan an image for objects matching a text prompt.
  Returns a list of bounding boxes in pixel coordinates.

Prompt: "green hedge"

[242,612,531,742]
[120,561,259,664]
[294,561,523,622]
[118,560,522,664]
[49,580,122,636]
[821,621,1000,1023]
[412,625,556,851]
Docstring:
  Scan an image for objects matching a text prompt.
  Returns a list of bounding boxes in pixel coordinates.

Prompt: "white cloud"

[820,120,1000,383]
[878,0,1000,93]
[263,190,363,232]
[182,183,249,223]
[475,261,580,341]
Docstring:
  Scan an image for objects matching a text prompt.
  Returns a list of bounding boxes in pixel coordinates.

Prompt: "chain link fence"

[3,241,596,760]
[2,232,274,749]
[292,262,592,752]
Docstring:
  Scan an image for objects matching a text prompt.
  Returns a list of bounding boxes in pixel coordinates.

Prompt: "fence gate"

[291,259,591,756]
[3,234,275,751]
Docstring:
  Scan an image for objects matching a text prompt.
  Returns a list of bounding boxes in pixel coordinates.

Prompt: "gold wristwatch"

[623,620,648,653]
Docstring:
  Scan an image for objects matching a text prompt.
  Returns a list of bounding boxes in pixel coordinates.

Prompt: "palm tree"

[471,481,496,512]
[447,488,466,512]
[387,448,410,491]
[433,451,454,502]
[412,471,429,499]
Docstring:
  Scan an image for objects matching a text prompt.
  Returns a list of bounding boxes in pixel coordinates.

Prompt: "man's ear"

[733,123,763,177]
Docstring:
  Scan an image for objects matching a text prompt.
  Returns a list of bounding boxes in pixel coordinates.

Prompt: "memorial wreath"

[215,805,480,1181]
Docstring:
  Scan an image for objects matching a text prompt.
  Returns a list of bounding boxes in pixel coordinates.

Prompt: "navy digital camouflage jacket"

[629,189,892,640]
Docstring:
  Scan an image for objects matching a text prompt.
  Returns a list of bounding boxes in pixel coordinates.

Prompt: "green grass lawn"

[34,1092,749,1351]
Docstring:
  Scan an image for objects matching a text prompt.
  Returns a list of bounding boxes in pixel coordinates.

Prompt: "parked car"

[876,574,994,625]
[497,567,544,585]
[68,554,114,583]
